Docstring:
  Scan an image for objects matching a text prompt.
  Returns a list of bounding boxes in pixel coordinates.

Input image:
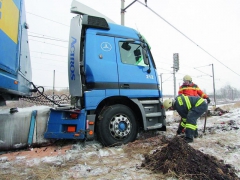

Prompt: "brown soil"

[141,136,239,180]
[0,145,72,161]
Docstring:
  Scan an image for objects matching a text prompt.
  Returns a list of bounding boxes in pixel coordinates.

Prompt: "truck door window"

[119,42,147,66]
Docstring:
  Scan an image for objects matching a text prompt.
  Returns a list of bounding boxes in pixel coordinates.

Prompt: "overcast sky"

[24,0,240,95]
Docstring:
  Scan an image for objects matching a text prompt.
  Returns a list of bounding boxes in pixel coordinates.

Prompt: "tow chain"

[20,82,71,106]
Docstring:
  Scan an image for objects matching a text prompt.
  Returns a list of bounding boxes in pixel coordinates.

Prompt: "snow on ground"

[0,104,240,179]
[165,105,240,177]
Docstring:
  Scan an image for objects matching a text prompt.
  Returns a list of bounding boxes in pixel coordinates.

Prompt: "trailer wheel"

[97,104,138,146]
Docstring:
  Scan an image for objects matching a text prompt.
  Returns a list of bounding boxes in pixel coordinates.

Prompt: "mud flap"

[86,114,96,140]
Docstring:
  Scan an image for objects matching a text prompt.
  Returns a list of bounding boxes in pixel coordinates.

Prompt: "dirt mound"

[141,136,239,180]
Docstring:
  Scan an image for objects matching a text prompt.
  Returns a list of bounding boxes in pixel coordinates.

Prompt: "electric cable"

[137,0,240,77]
[28,35,68,42]
[29,39,68,48]
[27,12,70,27]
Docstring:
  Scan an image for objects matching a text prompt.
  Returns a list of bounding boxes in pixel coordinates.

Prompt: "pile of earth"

[141,136,239,180]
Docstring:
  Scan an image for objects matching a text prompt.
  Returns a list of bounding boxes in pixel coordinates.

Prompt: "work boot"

[176,126,184,135]
[194,129,198,138]
[176,133,185,138]
[176,130,185,138]
[176,129,181,135]
[185,128,194,143]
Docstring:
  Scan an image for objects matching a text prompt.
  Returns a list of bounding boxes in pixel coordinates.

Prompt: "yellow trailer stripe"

[0,0,19,44]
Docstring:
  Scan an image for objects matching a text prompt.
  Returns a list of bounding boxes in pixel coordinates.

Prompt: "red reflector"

[70,113,78,119]
[88,121,94,125]
[67,126,76,132]
[74,133,80,137]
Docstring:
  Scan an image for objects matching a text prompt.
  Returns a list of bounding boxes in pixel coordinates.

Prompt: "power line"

[28,35,68,42]
[31,56,67,63]
[156,67,172,72]
[28,31,68,42]
[31,51,67,57]
[32,61,66,67]
[162,75,172,83]
[29,39,68,48]
[27,12,70,27]
[32,68,66,73]
[194,64,212,77]
[137,0,240,77]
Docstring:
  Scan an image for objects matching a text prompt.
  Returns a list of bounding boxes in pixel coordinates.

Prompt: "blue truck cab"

[44,1,166,146]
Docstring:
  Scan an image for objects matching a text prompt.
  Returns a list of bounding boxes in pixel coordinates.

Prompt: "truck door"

[85,32,119,96]
[115,38,160,97]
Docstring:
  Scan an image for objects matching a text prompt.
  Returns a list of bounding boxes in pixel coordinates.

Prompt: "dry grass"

[123,135,168,159]
[233,101,240,108]
[213,101,240,111]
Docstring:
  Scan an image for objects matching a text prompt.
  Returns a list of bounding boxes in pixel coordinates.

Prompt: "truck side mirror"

[142,49,149,65]
[121,42,131,51]
[140,42,149,65]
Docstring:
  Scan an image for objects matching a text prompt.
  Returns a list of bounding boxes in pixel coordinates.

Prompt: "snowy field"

[0,103,239,179]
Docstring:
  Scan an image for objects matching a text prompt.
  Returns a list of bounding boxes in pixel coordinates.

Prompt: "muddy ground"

[1,132,239,180]
[141,136,238,180]
[1,104,240,179]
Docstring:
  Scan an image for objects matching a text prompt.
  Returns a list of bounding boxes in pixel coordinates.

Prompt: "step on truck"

[44,0,166,146]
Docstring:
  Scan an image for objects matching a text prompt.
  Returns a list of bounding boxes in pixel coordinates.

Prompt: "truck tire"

[97,104,138,146]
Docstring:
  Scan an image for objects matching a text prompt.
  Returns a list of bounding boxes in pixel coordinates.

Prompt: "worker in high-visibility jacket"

[178,75,210,102]
[163,94,207,143]
[178,75,210,138]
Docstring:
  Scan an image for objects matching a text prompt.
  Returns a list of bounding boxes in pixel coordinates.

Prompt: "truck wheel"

[97,104,138,146]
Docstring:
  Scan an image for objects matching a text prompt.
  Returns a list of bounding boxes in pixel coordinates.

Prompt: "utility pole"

[211,64,216,107]
[53,70,55,107]
[173,69,176,97]
[173,53,179,97]
[121,0,125,25]
[121,0,147,25]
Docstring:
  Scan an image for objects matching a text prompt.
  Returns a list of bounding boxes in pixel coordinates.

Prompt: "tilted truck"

[0,0,166,148]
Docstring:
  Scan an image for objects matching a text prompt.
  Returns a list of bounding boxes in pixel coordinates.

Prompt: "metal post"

[121,0,138,26]
[53,70,55,107]
[173,53,179,97]
[121,0,125,25]
[173,69,176,97]
[160,74,163,100]
[211,64,216,107]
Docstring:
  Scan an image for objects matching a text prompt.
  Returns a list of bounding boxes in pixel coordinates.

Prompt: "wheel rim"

[109,114,131,140]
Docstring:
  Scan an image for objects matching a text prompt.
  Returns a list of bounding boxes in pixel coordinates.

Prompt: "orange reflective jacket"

[178,82,208,99]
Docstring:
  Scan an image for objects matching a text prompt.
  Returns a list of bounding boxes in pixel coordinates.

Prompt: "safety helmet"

[163,99,173,110]
[183,75,192,82]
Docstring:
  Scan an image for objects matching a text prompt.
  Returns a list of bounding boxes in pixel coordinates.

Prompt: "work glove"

[206,97,211,104]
